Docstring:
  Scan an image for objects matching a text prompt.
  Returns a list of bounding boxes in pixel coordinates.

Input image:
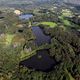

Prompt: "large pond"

[20,50,56,72]
[19,14,56,72]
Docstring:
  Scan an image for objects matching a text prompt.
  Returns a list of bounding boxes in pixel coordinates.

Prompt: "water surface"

[20,50,56,72]
[32,26,51,46]
[19,14,33,20]
[19,14,56,72]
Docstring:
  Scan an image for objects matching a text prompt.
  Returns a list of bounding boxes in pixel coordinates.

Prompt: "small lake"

[32,27,51,46]
[19,14,56,72]
[19,14,33,20]
[20,50,56,72]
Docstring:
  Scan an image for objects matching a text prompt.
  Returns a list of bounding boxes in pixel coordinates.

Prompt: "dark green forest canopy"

[0,4,80,80]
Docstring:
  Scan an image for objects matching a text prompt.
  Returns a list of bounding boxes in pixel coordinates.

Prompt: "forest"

[0,1,80,80]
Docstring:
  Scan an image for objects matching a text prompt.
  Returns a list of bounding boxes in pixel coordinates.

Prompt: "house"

[14,10,22,15]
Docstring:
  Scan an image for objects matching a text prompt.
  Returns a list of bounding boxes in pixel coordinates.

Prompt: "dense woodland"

[0,5,80,80]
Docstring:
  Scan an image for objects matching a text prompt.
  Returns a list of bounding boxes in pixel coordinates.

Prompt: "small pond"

[19,13,33,20]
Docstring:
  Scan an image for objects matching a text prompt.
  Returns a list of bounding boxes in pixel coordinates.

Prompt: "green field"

[6,34,14,45]
[0,34,14,46]
[59,15,71,26]
[63,20,71,26]
[38,22,57,28]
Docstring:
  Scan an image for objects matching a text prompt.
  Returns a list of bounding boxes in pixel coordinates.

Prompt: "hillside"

[64,0,80,5]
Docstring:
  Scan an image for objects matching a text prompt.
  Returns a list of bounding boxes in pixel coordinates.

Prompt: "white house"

[14,10,22,15]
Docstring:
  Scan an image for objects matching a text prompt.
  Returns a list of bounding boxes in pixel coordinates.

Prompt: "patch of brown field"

[12,35,25,44]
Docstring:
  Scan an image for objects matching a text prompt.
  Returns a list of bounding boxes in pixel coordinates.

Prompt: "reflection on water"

[19,14,56,72]
[19,14,33,20]
[32,26,51,46]
[20,50,56,72]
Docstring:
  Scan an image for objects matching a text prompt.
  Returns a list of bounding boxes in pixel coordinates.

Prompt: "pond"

[19,14,56,72]
[19,13,33,20]
[20,50,56,72]
[32,26,51,46]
